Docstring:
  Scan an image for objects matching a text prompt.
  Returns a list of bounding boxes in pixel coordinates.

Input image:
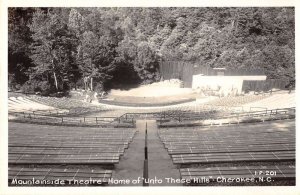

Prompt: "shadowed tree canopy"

[8,7,295,94]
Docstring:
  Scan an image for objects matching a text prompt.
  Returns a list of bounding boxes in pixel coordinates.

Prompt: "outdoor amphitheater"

[7,77,296,187]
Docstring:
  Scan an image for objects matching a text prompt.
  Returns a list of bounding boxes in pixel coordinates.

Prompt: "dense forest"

[8,7,295,95]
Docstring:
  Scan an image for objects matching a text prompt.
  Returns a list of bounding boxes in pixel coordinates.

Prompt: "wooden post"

[144,146,148,160]
[145,123,148,158]
[143,122,149,186]
[143,160,149,186]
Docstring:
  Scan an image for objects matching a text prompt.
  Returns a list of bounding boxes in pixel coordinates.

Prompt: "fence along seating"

[158,107,295,126]
[9,124,137,165]
[9,112,122,126]
[180,165,295,185]
[158,120,295,165]
[9,167,112,186]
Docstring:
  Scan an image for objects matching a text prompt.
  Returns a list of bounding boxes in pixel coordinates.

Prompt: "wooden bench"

[9,154,120,164]
[167,143,295,154]
[9,147,125,155]
[159,122,295,162]
[172,151,295,164]
[9,126,137,166]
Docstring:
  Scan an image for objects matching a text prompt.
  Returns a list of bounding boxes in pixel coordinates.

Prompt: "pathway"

[111,120,180,186]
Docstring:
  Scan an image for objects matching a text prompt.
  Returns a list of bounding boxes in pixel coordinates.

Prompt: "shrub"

[38,81,52,96]
[21,80,38,94]
[93,83,103,93]
[21,80,54,96]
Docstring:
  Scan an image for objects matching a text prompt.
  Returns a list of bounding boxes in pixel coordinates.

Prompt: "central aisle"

[112,120,181,186]
[146,120,181,186]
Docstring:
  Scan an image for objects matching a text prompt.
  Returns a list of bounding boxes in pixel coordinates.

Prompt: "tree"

[29,8,77,92]
[77,8,119,91]
[8,7,295,93]
[8,8,35,88]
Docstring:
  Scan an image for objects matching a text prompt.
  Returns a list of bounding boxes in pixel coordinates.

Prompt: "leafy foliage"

[8,8,35,87]
[8,7,295,94]
[29,9,78,91]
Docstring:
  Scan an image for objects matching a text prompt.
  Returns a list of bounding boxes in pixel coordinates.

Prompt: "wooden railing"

[9,107,295,127]
[9,111,134,126]
[158,107,295,126]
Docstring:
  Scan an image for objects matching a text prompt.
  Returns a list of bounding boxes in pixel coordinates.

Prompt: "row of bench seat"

[9,128,136,164]
[172,151,295,164]
[205,95,267,107]
[158,120,295,185]
[8,97,68,114]
[8,123,137,186]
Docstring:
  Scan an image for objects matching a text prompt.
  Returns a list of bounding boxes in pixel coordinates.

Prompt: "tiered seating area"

[96,93,294,125]
[243,92,295,110]
[7,90,296,186]
[8,95,136,127]
[8,97,68,114]
[8,123,137,186]
[10,93,289,126]
[28,95,111,115]
[158,120,295,185]
[205,94,267,107]
[98,92,294,123]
